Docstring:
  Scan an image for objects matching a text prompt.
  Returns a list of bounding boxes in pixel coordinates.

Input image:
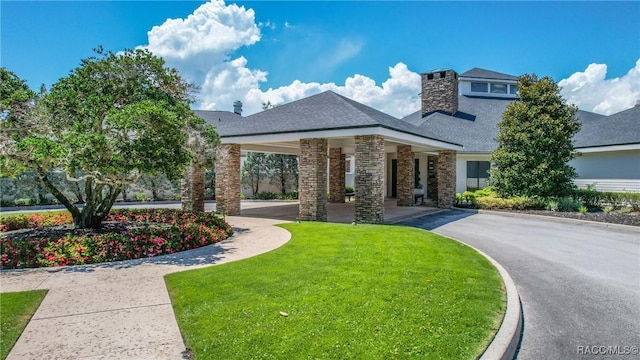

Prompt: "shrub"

[1,209,232,269]
[14,198,36,206]
[557,197,582,212]
[546,199,559,212]
[526,196,548,210]
[618,206,631,214]
[345,186,355,194]
[462,191,476,206]
[603,206,613,213]
[475,195,529,210]
[135,193,147,201]
[578,205,588,214]
[276,192,298,200]
[573,188,601,209]
[254,192,278,200]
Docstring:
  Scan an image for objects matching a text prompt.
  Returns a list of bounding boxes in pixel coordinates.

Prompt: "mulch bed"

[483,209,640,227]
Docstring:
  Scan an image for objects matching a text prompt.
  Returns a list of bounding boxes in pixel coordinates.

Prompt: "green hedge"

[456,187,639,212]
[572,189,640,210]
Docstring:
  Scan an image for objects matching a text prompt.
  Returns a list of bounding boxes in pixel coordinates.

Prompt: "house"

[196,68,639,223]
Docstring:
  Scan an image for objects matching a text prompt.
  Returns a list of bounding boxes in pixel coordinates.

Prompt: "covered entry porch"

[204,91,462,223]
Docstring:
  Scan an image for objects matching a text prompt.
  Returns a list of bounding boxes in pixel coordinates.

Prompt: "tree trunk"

[122,184,129,202]
[150,178,159,201]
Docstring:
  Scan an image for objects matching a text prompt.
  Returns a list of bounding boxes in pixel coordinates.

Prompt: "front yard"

[166,222,505,359]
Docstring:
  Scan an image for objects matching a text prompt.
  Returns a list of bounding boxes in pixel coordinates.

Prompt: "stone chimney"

[233,100,242,115]
[421,69,458,116]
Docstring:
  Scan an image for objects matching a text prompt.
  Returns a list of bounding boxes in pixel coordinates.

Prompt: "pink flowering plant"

[0,209,232,269]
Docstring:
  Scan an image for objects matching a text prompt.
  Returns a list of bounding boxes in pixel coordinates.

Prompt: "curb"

[410,227,523,360]
[455,208,640,233]
[470,244,522,360]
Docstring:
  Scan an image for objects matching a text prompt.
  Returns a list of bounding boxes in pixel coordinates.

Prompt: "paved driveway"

[400,211,640,360]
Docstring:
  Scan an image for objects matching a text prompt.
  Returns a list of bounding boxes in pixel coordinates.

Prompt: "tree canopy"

[489,74,580,197]
[0,48,219,228]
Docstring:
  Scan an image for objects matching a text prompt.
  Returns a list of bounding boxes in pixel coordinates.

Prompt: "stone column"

[354,135,385,223]
[181,161,205,212]
[396,145,414,206]
[437,150,456,208]
[329,148,346,203]
[215,144,241,215]
[299,138,328,221]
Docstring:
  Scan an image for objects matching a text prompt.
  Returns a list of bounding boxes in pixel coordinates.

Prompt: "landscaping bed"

[456,187,640,227]
[490,208,640,227]
[0,209,233,269]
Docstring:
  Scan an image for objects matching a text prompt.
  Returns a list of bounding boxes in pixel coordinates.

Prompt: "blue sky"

[2,1,639,116]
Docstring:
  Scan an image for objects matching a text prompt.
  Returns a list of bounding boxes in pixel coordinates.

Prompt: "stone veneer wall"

[396,145,414,206]
[421,70,458,115]
[181,162,205,212]
[437,150,456,208]
[354,135,385,223]
[215,144,241,215]
[299,138,328,221]
[329,148,345,203]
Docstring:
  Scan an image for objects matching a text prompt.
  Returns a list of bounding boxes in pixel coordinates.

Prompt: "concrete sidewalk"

[0,217,291,360]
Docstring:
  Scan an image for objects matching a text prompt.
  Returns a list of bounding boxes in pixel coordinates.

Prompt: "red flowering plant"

[0,209,233,269]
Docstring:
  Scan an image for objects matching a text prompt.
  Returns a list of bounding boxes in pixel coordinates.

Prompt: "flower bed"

[0,209,233,269]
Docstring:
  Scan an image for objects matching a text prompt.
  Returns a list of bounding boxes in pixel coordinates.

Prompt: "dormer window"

[471,82,488,92]
[490,84,507,94]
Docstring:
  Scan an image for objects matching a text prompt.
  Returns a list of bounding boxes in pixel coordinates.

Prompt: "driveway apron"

[401,211,640,360]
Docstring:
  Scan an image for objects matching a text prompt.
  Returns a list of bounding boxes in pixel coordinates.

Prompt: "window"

[471,82,488,92]
[509,85,518,94]
[466,161,490,190]
[490,84,507,94]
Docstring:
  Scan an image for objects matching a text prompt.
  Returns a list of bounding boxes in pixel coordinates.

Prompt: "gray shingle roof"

[459,68,518,81]
[403,96,513,152]
[402,97,639,153]
[196,91,459,145]
[574,105,640,148]
[195,90,638,153]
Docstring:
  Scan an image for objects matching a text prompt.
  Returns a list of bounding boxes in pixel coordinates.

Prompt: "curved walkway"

[0,217,291,360]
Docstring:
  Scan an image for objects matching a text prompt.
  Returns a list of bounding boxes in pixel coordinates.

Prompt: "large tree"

[241,152,268,195]
[266,154,298,195]
[0,48,218,228]
[260,101,298,195]
[489,74,580,197]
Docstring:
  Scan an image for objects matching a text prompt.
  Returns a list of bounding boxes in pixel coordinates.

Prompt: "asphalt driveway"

[400,211,640,360]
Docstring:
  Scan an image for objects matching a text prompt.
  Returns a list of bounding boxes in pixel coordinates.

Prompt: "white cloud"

[244,63,421,117]
[140,1,419,118]
[559,59,640,115]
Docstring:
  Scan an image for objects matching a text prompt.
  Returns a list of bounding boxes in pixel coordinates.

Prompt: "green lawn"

[0,209,67,219]
[166,222,505,360]
[0,290,48,359]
